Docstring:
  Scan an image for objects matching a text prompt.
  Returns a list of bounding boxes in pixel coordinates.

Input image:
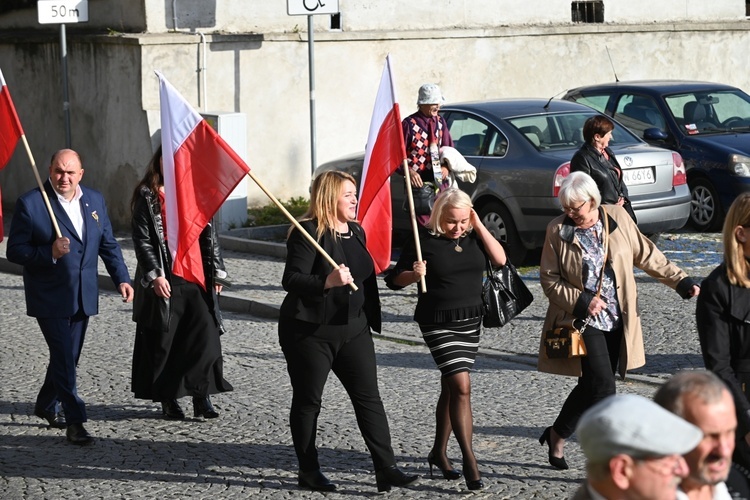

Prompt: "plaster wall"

[0,1,746,34]
[2,23,750,229]
[140,0,749,32]
[0,1,146,32]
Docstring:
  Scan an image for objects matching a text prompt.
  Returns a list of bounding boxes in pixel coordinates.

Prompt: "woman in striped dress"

[386,188,506,491]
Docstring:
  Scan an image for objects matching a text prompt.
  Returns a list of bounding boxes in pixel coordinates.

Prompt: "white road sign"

[287,0,339,16]
[38,0,89,24]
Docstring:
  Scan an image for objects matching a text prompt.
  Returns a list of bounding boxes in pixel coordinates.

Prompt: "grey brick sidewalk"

[0,228,721,498]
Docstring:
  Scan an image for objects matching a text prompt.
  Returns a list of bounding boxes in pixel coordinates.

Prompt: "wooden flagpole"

[20,135,62,238]
[246,170,358,292]
[402,159,427,293]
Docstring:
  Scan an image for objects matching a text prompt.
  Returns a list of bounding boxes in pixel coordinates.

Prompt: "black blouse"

[338,229,372,318]
[387,226,485,324]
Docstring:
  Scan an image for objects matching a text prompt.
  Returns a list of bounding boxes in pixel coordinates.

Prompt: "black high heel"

[539,426,569,470]
[193,396,219,419]
[427,451,462,480]
[462,460,484,491]
[465,478,484,491]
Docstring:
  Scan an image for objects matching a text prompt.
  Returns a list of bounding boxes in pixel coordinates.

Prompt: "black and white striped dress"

[419,317,482,376]
[386,226,486,377]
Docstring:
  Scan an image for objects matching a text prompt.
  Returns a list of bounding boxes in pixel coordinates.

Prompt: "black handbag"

[482,257,534,328]
[403,183,437,216]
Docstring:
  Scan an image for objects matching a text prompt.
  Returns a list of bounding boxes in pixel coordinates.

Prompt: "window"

[614,94,666,138]
[571,95,609,113]
[572,1,604,23]
[445,113,490,156]
[330,13,341,30]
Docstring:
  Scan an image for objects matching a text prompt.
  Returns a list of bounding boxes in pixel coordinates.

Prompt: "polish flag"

[357,55,406,274]
[157,71,250,289]
[0,69,24,242]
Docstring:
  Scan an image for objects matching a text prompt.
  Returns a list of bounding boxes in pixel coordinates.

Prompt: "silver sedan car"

[315,98,690,263]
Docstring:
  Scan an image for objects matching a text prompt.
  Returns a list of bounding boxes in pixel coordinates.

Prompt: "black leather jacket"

[570,143,637,222]
[696,263,750,437]
[131,186,227,333]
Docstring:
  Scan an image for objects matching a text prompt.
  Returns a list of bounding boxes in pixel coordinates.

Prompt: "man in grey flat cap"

[572,393,703,500]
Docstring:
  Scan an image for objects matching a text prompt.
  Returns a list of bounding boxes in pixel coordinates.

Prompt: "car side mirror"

[643,127,668,141]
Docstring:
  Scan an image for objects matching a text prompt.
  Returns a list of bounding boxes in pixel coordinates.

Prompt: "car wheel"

[688,177,722,232]
[478,202,527,264]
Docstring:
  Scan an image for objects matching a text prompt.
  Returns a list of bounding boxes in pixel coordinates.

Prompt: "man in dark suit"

[6,149,134,445]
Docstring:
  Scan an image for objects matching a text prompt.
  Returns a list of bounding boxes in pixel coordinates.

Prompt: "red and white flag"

[157,71,250,289]
[357,55,405,274]
[0,69,24,242]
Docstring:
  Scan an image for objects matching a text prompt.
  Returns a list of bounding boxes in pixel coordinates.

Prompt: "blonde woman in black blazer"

[278,170,418,493]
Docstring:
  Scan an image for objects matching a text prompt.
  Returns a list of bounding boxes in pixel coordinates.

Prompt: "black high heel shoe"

[465,477,484,491]
[539,426,569,470]
[374,465,419,493]
[193,396,219,419]
[427,451,461,480]
[463,460,484,491]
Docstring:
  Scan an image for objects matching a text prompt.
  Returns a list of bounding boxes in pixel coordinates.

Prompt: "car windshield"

[664,89,750,135]
[506,111,642,151]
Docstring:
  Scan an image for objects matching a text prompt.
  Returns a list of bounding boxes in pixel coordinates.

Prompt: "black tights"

[431,370,480,480]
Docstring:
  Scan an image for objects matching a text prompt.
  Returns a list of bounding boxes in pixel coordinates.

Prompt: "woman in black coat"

[696,192,750,472]
[570,115,637,222]
[130,146,232,420]
[278,170,418,493]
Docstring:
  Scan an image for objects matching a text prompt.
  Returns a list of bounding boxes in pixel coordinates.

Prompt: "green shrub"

[245,197,309,227]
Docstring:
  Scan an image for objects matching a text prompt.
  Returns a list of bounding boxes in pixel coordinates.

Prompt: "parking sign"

[287,0,339,16]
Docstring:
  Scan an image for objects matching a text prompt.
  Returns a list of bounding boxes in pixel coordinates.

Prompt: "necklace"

[453,237,463,253]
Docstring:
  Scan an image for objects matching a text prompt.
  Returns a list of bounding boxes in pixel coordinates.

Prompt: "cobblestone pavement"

[0,229,722,499]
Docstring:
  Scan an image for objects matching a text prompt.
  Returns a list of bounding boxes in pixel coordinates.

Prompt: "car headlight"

[731,154,750,177]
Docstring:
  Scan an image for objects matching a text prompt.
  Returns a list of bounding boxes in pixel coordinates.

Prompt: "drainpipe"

[171,0,207,112]
[197,32,207,112]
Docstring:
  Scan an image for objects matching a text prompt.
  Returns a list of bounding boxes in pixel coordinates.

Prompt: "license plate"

[623,167,655,185]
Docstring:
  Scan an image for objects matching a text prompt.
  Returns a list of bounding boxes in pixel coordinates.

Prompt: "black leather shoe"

[375,465,419,493]
[66,423,94,446]
[34,409,67,429]
[161,400,185,420]
[298,469,336,492]
[193,396,219,419]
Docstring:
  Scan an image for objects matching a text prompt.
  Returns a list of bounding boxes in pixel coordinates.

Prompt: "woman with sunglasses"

[537,172,699,470]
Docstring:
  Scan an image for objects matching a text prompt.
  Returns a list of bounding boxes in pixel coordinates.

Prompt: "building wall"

[0,0,749,228]
[1,1,745,33]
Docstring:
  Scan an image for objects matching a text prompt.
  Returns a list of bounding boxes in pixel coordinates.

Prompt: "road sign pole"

[60,23,71,148]
[308,15,317,175]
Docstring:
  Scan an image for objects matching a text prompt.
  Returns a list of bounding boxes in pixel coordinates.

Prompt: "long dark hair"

[130,145,164,212]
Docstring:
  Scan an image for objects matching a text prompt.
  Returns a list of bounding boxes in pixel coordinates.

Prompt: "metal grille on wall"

[571,1,604,23]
